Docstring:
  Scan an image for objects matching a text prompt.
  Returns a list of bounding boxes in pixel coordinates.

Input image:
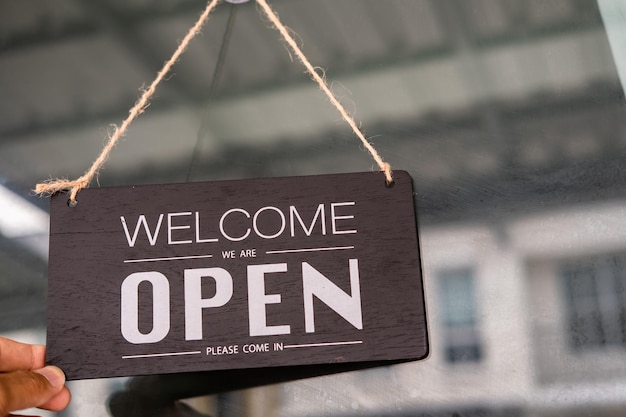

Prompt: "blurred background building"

[2,0,626,416]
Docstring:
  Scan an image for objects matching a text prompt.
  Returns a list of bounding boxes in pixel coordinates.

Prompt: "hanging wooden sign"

[46,171,428,380]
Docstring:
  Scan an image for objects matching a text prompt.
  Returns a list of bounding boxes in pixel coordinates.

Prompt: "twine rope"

[35,0,393,202]
[255,0,392,184]
[35,0,223,203]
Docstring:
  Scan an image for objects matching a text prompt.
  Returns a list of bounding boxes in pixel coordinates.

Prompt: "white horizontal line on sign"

[122,351,202,359]
[283,340,363,349]
[266,246,354,255]
[123,254,213,263]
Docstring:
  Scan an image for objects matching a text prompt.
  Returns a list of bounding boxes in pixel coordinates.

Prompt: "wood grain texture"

[46,171,428,380]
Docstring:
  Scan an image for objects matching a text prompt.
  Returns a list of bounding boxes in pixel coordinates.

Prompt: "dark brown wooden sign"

[47,171,428,380]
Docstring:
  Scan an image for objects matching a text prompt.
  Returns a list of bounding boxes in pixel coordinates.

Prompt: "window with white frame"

[562,253,626,350]
[438,269,483,363]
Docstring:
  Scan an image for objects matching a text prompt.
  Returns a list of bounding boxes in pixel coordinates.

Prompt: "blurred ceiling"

[0,0,624,330]
[0,0,611,187]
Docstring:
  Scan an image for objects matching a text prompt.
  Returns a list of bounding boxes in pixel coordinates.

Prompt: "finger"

[0,366,65,414]
[0,338,45,372]
[38,385,71,411]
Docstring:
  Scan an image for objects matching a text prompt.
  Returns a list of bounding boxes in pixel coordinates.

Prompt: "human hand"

[0,337,71,416]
